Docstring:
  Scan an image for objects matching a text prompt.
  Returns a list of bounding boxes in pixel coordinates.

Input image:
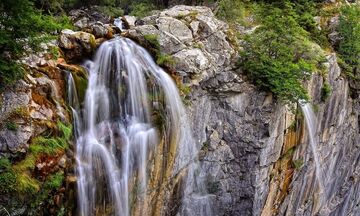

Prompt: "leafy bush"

[129,2,155,18]
[216,0,246,24]
[0,0,73,88]
[97,6,124,17]
[240,5,324,104]
[338,4,360,79]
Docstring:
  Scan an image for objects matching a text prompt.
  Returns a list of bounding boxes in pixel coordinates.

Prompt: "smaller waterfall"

[114,18,124,31]
[300,103,324,196]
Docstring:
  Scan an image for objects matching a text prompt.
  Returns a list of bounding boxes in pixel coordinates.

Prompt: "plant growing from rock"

[338,4,360,80]
[240,4,325,105]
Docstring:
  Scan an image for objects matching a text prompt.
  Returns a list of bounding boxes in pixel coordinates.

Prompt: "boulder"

[58,29,96,62]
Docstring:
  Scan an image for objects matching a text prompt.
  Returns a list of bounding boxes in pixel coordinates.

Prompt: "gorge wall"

[0,4,359,216]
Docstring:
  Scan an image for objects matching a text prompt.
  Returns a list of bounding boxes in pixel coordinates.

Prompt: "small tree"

[240,5,323,104]
[338,4,360,79]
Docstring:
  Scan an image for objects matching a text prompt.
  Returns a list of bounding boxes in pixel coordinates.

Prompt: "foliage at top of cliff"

[217,0,359,104]
[0,0,72,89]
[338,4,360,80]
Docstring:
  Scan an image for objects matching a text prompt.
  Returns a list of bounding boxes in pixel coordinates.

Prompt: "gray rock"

[173,48,209,74]
[156,17,193,43]
[123,15,137,28]
[91,22,109,38]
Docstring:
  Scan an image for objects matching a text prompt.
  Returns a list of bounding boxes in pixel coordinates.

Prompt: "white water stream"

[67,37,211,216]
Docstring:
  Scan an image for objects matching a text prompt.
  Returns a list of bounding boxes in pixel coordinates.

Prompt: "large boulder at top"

[124,5,235,83]
[58,29,96,62]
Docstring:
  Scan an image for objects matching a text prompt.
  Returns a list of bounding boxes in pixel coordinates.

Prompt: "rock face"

[1,5,359,216]
[122,5,281,215]
[0,44,76,214]
[123,5,360,216]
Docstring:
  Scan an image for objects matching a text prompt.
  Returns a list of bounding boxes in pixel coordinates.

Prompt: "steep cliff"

[121,5,360,215]
[0,4,359,216]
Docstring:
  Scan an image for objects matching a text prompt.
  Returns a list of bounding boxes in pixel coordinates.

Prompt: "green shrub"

[17,173,40,194]
[338,4,360,79]
[240,5,324,105]
[97,6,124,17]
[321,82,332,102]
[0,0,73,88]
[216,0,246,24]
[129,2,155,18]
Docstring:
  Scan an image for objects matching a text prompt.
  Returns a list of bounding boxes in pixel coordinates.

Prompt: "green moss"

[201,141,210,152]
[193,42,204,49]
[57,121,72,140]
[17,173,40,194]
[45,172,64,190]
[282,146,296,160]
[13,155,36,172]
[288,120,297,131]
[0,158,11,169]
[0,171,17,194]
[156,54,176,67]
[6,122,18,131]
[292,159,303,170]
[144,34,160,50]
[10,121,72,197]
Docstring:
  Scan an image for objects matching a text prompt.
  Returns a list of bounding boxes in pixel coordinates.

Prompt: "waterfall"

[300,103,324,200]
[66,37,212,216]
[114,18,124,31]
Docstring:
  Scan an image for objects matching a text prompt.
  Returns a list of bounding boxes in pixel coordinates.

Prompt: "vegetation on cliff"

[217,0,359,104]
[0,0,72,88]
[239,2,325,104]
[338,4,360,79]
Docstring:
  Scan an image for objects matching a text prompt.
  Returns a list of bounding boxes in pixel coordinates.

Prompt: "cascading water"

[300,103,324,202]
[67,37,212,216]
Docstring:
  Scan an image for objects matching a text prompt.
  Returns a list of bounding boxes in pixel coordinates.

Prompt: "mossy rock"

[72,70,88,103]
[58,63,88,103]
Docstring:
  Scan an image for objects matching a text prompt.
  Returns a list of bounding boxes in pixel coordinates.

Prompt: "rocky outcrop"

[1,4,359,216]
[0,42,76,215]
[121,5,282,215]
[122,5,360,216]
